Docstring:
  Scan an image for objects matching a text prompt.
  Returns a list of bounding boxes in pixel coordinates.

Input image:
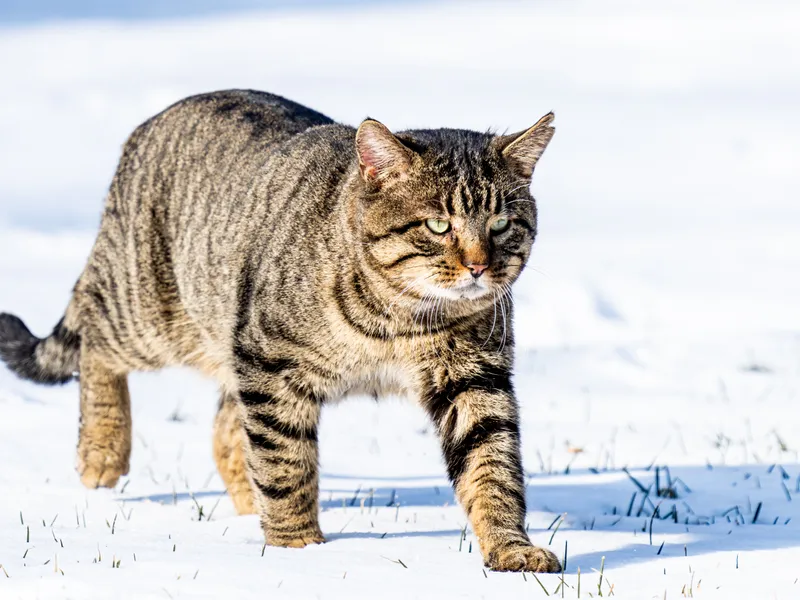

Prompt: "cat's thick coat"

[0,90,557,572]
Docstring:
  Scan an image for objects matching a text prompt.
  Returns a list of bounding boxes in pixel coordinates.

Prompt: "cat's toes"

[487,544,562,573]
[76,446,129,489]
[267,529,326,548]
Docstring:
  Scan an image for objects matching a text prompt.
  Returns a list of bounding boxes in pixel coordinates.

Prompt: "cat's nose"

[466,263,488,278]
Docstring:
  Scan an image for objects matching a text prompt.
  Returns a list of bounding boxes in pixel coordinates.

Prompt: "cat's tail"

[0,309,81,385]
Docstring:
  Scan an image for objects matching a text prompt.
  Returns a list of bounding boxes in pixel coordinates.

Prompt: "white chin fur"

[424,281,491,301]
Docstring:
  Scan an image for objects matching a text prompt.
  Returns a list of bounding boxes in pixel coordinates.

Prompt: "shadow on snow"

[122,463,800,571]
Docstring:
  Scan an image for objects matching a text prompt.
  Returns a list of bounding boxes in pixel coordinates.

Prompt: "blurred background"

[1,0,798,234]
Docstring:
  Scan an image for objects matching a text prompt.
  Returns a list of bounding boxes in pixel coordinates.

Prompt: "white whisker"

[482,288,498,349]
[498,287,508,353]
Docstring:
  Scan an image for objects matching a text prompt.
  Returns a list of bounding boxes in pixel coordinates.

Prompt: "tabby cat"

[0,90,558,572]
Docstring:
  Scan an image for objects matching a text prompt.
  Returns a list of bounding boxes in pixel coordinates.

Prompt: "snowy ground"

[1,1,800,598]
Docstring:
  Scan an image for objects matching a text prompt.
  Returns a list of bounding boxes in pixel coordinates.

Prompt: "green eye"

[426,218,451,234]
[490,218,510,233]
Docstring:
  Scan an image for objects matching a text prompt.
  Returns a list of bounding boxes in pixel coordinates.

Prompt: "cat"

[0,89,557,572]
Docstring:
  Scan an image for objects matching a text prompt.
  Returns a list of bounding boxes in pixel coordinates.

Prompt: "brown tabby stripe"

[365,219,425,242]
[244,406,318,442]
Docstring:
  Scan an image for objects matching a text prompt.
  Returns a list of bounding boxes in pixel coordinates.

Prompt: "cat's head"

[354,114,554,307]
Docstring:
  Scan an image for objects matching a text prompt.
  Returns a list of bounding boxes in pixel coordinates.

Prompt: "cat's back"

[129,89,334,154]
[105,89,337,229]
[104,89,339,282]
[77,90,336,372]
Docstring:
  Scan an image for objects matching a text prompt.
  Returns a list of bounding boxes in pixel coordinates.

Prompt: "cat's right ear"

[355,119,413,185]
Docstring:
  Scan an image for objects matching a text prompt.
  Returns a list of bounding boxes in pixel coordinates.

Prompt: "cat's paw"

[76,445,129,489]
[267,529,326,548]
[486,544,562,573]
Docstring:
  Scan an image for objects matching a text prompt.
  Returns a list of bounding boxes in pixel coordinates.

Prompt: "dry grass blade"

[531,572,551,596]
[549,514,566,545]
[380,556,408,568]
[597,556,605,597]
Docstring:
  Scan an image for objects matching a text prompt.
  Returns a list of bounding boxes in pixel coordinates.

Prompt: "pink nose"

[466,263,488,278]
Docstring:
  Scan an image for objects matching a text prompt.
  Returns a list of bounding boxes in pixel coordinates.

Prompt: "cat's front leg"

[236,370,324,548]
[425,373,561,572]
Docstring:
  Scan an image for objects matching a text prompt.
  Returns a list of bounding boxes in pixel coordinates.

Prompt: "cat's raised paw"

[487,544,562,573]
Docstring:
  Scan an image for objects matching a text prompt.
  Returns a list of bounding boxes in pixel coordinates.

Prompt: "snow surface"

[1,1,800,598]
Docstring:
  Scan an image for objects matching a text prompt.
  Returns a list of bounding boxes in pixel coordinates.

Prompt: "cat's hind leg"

[76,343,131,489]
[213,392,255,515]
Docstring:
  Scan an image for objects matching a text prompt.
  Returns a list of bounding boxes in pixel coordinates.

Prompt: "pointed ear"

[355,119,413,184]
[494,112,555,179]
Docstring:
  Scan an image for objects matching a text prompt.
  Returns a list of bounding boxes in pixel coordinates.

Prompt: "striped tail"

[0,313,80,385]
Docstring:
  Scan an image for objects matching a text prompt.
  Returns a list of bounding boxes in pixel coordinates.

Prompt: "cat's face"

[356,116,554,307]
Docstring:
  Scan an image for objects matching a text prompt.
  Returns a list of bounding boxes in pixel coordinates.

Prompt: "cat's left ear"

[494,113,555,179]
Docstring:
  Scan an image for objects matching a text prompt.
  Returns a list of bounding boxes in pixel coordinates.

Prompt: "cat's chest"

[337,361,417,402]
[316,332,464,403]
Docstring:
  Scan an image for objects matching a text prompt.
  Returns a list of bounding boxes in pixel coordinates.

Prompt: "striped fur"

[0,89,557,571]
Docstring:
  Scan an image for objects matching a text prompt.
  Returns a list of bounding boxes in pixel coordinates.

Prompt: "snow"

[1,1,800,597]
